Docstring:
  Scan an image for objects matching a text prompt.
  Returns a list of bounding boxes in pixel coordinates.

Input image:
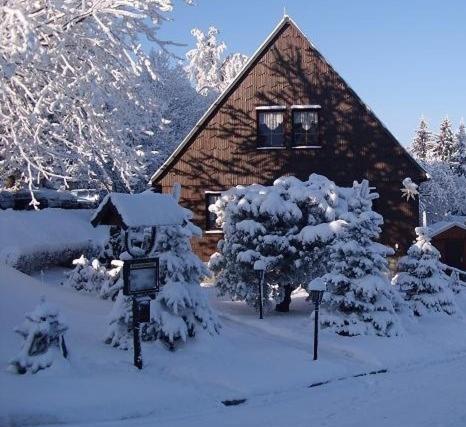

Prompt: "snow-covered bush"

[392,227,457,316]
[64,256,122,300]
[9,297,68,374]
[209,174,349,312]
[318,180,402,337]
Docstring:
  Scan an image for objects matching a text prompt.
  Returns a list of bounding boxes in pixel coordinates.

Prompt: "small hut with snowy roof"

[429,216,466,272]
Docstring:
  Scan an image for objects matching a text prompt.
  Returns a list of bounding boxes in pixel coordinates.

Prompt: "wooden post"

[259,269,264,319]
[313,301,319,361]
[132,299,142,370]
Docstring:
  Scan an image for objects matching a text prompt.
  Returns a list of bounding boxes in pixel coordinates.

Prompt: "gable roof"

[91,192,186,229]
[429,217,466,238]
[150,15,427,184]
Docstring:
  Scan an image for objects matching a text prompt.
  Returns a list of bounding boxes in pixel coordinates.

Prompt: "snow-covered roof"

[429,217,466,238]
[149,15,427,184]
[91,192,186,229]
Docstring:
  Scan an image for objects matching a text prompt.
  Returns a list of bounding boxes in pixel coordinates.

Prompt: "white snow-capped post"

[309,278,326,361]
[91,191,186,368]
[253,259,267,319]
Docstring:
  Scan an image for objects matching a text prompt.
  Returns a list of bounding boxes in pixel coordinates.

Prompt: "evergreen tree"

[432,117,456,162]
[411,117,432,160]
[319,180,401,337]
[454,119,466,176]
[10,297,68,374]
[392,227,456,316]
[209,174,345,313]
[448,270,464,295]
[104,290,133,350]
[151,222,220,350]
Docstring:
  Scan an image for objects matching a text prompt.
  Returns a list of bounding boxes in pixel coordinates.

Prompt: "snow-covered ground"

[2,265,466,427]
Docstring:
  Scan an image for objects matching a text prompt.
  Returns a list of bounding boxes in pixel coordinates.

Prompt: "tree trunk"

[275,285,292,312]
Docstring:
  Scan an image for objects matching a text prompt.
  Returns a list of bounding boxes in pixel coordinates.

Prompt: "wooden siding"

[154,20,426,260]
[432,226,466,270]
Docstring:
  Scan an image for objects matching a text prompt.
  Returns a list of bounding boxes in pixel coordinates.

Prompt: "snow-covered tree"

[448,270,464,295]
[185,26,247,96]
[392,227,457,316]
[419,162,466,222]
[411,117,432,160]
[9,297,68,374]
[0,0,198,197]
[65,255,122,299]
[318,180,401,337]
[209,174,346,312]
[151,221,220,350]
[105,290,133,350]
[431,117,457,162]
[454,119,466,176]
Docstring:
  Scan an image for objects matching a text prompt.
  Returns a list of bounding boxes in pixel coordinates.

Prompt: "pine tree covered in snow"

[454,119,466,176]
[104,290,133,350]
[432,117,457,162]
[411,117,432,160]
[392,227,456,316]
[10,297,68,374]
[151,221,220,350]
[185,27,248,96]
[209,174,347,312]
[319,180,401,337]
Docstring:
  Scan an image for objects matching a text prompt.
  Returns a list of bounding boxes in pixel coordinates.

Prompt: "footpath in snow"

[1,265,466,426]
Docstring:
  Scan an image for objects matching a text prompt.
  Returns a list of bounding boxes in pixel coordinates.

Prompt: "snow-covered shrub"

[64,256,122,300]
[209,174,347,312]
[318,180,402,337]
[392,227,457,316]
[9,297,68,374]
[1,240,99,275]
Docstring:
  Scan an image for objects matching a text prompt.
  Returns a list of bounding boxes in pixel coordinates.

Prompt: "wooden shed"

[430,219,466,271]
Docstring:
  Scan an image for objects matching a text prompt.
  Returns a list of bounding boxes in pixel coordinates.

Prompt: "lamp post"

[309,278,326,361]
[253,260,266,319]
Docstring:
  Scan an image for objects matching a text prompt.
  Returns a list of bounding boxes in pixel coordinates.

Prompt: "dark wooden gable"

[152,16,426,259]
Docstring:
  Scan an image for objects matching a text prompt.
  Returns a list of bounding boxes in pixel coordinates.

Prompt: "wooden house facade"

[430,219,466,271]
[151,16,427,260]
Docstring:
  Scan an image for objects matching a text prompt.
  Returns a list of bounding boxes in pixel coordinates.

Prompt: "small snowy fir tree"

[432,117,457,162]
[151,220,220,350]
[392,227,457,316]
[448,270,464,295]
[10,297,68,374]
[104,290,133,350]
[411,117,432,160]
[319,180,401,337]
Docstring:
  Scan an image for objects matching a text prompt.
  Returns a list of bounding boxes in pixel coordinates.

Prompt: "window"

[206,192,221,231]
[257,109,285,147]
[292,109,319,146]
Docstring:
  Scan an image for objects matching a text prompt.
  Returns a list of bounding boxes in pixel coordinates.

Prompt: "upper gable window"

[292,107,319,147]
[257,107,285,148]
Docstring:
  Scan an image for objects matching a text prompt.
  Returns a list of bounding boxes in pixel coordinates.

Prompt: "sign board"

[123,258,159,297]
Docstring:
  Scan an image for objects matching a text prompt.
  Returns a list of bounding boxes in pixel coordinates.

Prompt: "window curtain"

[260,112,284,130]
[294,111,318,131]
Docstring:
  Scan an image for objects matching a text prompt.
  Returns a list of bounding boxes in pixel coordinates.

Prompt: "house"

[429,217,466,271]
[151,16,427,260]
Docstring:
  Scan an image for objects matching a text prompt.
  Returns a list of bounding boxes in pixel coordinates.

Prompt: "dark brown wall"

[155,21,426,260]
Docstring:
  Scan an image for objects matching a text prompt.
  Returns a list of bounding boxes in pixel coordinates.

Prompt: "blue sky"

[160,0,466,146]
